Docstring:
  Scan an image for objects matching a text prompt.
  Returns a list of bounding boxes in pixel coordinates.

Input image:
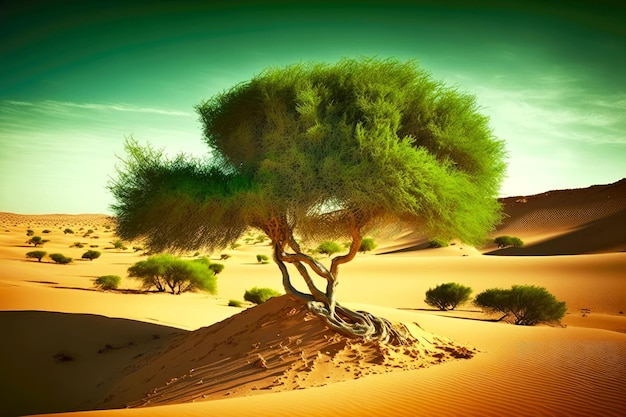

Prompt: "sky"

[1,0,624,214]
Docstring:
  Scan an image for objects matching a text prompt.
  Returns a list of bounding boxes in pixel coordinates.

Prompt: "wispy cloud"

[2,100,192,117]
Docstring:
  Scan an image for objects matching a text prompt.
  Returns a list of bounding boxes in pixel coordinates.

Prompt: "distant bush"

[94,275,121,290]
[244,287,282,304]
[71,242,85,248]
[42,229,51,234]
[63,228,74,234]
[111,239,126,250]
[128,254,217,294]
[208,263,224,275]
[494,235,524,248]
[133,246,143,252]
[26,229,35,236]
[228,299,243,307]
[86,229,94,234]
[359,237,378,253]
[428,239,449,248]
[220,253,231,260]
[90,244,99,248]
[256,254,270,264]
[26,250,47,262]
[81,250,101,261]
[26,236,49,247]
[50,253,73,264]
[425,282,473,311]
[316,241,342,256]
[475,285,566,325]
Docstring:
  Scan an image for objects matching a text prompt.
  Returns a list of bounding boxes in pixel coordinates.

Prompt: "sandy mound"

[99,295,475,409]
[488,178,626,255]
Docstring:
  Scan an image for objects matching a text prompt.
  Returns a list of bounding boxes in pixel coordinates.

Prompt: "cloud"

[1,100,192,117]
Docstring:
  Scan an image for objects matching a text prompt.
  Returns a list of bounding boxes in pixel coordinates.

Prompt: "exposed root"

[307,301,413,346]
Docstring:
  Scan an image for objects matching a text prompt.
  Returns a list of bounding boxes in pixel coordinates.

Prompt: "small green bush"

[50,253,73,264]
[316,241,342,256]
[95,275,121,290]
[256,254,270,264]
[42,229,51,234]
[220,253,231,260]
[26,229,35,236]
[425,282,473,311]
[475,285,566,325]
[359,237,378,253]
[244,287,282,304]
[26,250,47,262]
[228,299,243,307]
[428,239,449,248]
[128,254,217,294]
[494,235,524,248]
[82,250,101,261]
[209,263,225,275]
[71,242,85,248]
[63,228,74,234]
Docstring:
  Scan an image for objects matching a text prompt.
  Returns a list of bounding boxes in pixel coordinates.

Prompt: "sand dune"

[1,179,626,417]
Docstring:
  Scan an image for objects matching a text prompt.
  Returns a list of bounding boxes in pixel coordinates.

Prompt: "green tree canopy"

[110,57,506,343]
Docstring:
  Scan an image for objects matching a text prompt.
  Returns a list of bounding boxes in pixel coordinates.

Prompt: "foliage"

[26,236,48,247]
[208,263,224,275]
[428,239,449,248]
[424,282,473,311]
[127,254,217,294]
[220,253,231,260]
[42,229,51,233]
[494,235,524,248]
[244,287,282,304]
[95,275,121,290]
[316,241,342,257]
[109,57,506,343]
[256,254,269,264]
[71,242,84,248]
[474,285,566,325]
[228,299,243,307]
[81,250,101,261]
[50,253,73,264]
[26,229,34,236]
[111,239,126,250]
[63,228,74,234]
[26,250,47,262]
[358,237,378,253]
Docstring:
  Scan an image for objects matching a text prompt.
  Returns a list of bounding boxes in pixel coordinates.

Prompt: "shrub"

[424,282,473,311]
[111,239,125,250]
[228,299,243,307]
[95,275,121,290]
[86,229,94,234]
[26,229,35,236]
[82,250,101,261]
[90,244,99,248]
[63,228,74,234]
[26,236,48,247]
[208,263,224,275]
[133,246,143,252]
[359,237,378,253]
[494,235,524,248]
[42,229,51,234]
[316,241,342,256]
[26,250,47,262]
[244,287,282,304]
[428,239,449,248]
[256,254,270,264]
[220,253,231,260]
[50,253,73,264]
[475,285,566,325]
[128,254,217,294]
[71,242,85,248]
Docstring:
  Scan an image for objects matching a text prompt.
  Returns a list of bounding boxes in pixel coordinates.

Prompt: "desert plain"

[1,179,625,417]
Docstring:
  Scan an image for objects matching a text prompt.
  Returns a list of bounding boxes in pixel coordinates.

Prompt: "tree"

[316,241,343,257]
[474,285,566,325]
[359,237,377,253]
[26,250,47,262]
[26,236,48,247]
[81,250,102,261]
[110,57,506,344]
[127,254,217,294]
[424,282,473,311]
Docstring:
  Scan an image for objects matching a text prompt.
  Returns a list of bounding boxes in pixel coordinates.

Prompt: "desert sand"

[1,180,625,417]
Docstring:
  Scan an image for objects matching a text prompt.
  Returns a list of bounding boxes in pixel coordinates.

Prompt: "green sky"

[1,0,624,214]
